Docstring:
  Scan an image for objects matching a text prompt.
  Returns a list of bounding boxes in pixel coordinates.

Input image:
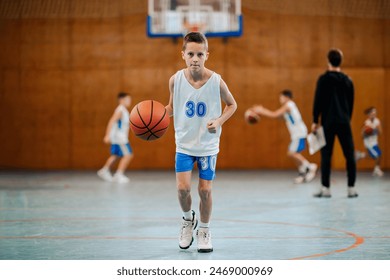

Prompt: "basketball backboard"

[147,0,242,38]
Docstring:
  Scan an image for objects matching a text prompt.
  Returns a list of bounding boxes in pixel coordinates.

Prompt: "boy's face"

[368,109,377,119]
[120,96,131,108]
[279,95,288,104]
[181,42,209,74]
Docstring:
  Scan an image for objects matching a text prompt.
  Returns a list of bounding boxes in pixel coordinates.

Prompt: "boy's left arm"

[207,79,237,133]
[377,119,383,135]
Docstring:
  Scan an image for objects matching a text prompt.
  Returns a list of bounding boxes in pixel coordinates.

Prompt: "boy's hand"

[311,123,320,132]
[207,119,221,134]
[252,105,264,115]
[103,135,110,144]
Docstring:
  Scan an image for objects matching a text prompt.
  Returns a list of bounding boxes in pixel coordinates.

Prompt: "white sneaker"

[313,186,331,198]
[112,173,130,184]
[348,187,358,198]
[179,210,198,249]
[305,163,318,182]
[97,168,112,182]
[373,167,384,177]
[293,175,305,184]
[197,227,213,253]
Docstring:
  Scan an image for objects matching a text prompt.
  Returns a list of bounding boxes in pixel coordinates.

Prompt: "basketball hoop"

[183,21,207,34]
[147,0,242,38]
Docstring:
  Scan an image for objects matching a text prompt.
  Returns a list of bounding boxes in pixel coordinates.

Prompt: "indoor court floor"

[0,170,389,260]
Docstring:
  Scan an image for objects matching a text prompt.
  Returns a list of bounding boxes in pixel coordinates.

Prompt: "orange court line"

[0,217,367,259]
[218,219,365,260]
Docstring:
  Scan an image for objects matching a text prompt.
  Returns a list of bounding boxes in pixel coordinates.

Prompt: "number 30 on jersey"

[185,101,207,118]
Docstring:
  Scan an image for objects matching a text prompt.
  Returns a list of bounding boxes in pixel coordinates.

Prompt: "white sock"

[302,160,310,168]
[199,221,210,228]
[183,210,192,221]
[115,170,124,176]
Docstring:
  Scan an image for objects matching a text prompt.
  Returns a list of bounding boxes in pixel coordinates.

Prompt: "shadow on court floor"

[0,170,389,260]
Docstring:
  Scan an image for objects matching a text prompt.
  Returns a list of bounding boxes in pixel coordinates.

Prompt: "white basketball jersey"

[173,69,222,156]
[284,100,308,140]
[363,118,380,148]
[110,104,130,144]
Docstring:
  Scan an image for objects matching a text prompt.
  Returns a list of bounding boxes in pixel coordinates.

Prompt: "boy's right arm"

[165,75,175,117]
[252,104,288,119]
[103,109,122,144]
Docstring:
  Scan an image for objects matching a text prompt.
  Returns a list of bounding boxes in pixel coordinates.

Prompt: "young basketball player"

[97,92,133,184]
[361,107,384,177]
[250,90,317,184]
[165,32,237,253]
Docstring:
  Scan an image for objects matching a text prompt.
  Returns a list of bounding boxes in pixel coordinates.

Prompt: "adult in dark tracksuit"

[311,49,358,198]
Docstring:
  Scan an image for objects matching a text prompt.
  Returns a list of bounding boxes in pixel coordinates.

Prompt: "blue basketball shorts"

[366,145,382,159]
[289,138,306,153]
[175,152,217,181]
[111,143,132,157]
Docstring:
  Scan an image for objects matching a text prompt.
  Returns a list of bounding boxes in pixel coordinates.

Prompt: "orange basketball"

[364,126,374,136]
[130,100,170,141]
[244,109,260,124]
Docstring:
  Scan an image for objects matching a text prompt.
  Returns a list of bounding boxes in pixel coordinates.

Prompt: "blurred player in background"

[355,107,384,177]
[97,92,133,184]
[166,32,237,253]
[250,90,317,184]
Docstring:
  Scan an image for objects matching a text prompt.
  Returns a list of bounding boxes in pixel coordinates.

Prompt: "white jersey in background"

[110,104,130,144]
[284,100,308,140]
[173,69,222,157]
[363,118,380,148]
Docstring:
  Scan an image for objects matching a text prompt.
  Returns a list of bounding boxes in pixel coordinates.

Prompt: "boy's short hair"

[182,32,208,51]
[364,106,376,115]
[117,92,130,99]
[281,89,293,99]
[327,49,343,67]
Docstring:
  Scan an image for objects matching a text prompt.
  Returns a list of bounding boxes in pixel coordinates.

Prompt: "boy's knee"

[178,188,190,199]
[287,151,295,157]
[124,154,133,160]
[177,181,191,196]
[198,186,212,200]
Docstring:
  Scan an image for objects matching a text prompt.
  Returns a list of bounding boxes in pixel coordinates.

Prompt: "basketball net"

[183,22,206,34]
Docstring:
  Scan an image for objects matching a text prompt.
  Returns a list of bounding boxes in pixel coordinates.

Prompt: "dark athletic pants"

[321,123,356,188]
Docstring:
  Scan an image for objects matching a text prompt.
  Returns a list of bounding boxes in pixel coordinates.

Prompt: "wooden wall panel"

[21,43,69,69]
[224,10,279,68]
[385,20,390,67]
[0,70,70,168]
[0,44,20,70]
[0,3,389,171]
[277,15,331,68]
[330,17,384,67]
[71,19,121,44]
[0,20,21,70]
[21,19,69,44]
[0,70,20,168]
[70,19,122,69]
